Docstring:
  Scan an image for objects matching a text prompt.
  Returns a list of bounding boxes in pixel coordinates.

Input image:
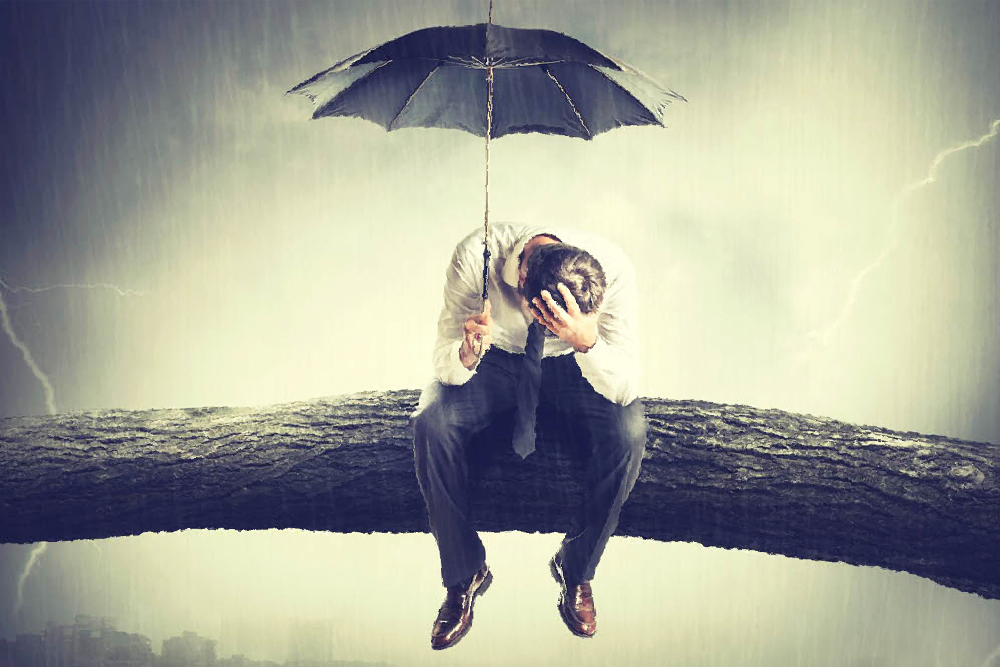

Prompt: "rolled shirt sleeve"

[574,258,640,405]
[432,236,484,385]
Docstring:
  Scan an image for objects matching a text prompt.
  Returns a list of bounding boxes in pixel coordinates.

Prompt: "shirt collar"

[500,224,567,288]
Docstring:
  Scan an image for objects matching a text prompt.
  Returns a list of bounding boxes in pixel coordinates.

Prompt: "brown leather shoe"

[430,564,493,650]
[549,554,596,638]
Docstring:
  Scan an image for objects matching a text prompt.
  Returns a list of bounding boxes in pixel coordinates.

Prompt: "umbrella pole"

[481,0,494,305]
[482,64,493,304]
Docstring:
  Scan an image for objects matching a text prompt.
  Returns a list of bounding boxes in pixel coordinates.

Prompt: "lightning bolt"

[0,275,145,416]
[14,542,48,619]
[0,279,145,298]
[0,286,58,414]
[808,118,1000,347]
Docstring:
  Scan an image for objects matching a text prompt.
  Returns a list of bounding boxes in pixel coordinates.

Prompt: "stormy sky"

[1,1,998,665]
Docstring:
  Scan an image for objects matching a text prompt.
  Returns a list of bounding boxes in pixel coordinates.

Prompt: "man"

[412,222,646,649]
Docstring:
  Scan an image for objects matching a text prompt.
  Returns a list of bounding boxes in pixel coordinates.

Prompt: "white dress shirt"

[432,222,640,405]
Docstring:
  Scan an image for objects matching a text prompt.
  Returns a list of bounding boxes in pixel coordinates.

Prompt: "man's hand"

[460,299,493,370]
[529,283,599,353]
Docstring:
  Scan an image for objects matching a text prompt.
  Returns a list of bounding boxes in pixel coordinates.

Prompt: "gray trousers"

[412,346,646,587]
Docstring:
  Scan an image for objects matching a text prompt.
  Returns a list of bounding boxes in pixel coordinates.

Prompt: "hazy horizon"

[5,530,1000,667]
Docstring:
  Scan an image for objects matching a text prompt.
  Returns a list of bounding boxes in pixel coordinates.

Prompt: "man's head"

[517,236,606,320]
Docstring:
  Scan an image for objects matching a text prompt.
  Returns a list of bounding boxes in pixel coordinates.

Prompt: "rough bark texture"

[0,390,997,599]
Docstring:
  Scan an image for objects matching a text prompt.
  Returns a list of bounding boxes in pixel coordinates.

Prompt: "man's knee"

[412,382,464,451]
[619,399,648,458]
[413,393,462,495]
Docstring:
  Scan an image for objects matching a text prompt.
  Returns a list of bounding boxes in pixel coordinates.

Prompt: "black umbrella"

[287,3,685,301]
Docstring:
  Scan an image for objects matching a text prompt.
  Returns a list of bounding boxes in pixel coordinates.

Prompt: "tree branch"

[1,390,996,599]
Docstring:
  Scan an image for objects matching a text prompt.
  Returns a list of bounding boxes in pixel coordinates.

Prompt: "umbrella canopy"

[286,22,685,140]
[287,19,684,307]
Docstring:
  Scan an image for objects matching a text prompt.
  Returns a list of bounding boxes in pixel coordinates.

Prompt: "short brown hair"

[522,243,606,314]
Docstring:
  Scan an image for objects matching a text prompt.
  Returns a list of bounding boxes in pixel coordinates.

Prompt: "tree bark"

[0,390,996,599]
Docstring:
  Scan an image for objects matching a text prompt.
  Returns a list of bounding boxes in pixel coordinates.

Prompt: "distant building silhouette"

[1,616,152,667]
[46,615,152,667]
[216,655,279,667]
[2,633,43,667]
[0,618,390,667]
[158,632,216,667]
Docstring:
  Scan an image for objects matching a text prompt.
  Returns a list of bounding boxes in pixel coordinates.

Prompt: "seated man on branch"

[412,222,646,649]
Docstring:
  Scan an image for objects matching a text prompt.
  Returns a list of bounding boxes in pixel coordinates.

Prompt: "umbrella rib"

[388,64,441,130]
[586,63,682,126]
[542,67,591,139]
[500,58,574,68]
[309,61,393,119]
[447,55,485,68]
[301,64,373,105]
[445,56,582,69]
[286,47,377,96]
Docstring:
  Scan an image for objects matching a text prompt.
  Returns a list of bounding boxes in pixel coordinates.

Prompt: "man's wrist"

[574,334,598,354]
[453,339,480,373]
[459,341,478,369]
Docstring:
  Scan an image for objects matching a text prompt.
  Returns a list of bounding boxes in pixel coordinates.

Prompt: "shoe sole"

[549,557,594,639]
[431,569,493,651]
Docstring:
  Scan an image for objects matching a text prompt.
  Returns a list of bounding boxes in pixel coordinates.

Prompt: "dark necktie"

[512,322,545,458]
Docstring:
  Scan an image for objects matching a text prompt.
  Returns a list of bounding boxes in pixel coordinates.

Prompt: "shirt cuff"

[574,334,607,366]
[574,334,607,370]
[445,338,478,385]
[573,335,620,403]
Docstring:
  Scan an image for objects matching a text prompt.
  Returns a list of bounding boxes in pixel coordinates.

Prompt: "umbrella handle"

[481,245,490,302]
[474,243,490,358]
